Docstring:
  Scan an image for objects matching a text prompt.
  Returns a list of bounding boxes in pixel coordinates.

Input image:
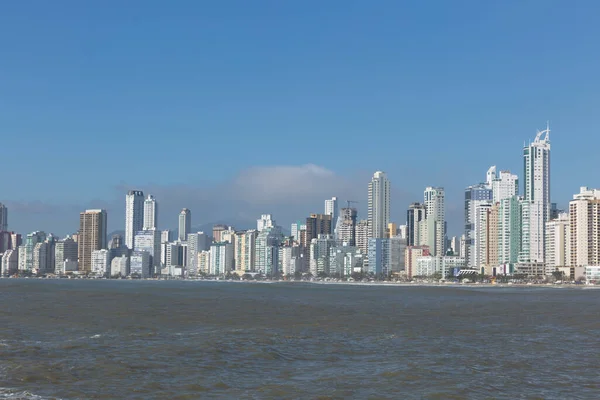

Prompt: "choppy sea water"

[1,279,599,399]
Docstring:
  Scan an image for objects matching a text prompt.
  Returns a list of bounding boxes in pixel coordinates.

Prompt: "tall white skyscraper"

[368,171,390,239]
[424,187,445,257]
[125,190,144,249]
[143,195,157,230]
[492,170,519,203]
[523,124,551,263]
[324,197,338,235]
[0,203,7,231]
[178,208,191,242]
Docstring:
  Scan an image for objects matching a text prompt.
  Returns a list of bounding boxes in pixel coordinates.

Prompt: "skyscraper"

[125,190,144,249]
[406,203,426,247]
[545,213,569,270]
[523,124,551,263]
[78,209,108,273]
[178,208,191,242]
[0,203,7,231]
[143,194,158,230]
[337,207,358,246]
[464,183,492,268]
[324,197,338,235]
[368,171,390,239]
[492,170,519,203]
[569,187,600,267]
[424,187,445,257]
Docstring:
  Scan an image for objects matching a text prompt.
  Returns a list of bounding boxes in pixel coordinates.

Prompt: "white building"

[91,249,111,277]
[164,242,183,273]
[407,203,427,247]
[545,213,570,270]
[492,170,519,203]
[415,255,465,278]
[257,214,275,232]
[255,226,283,276]
[143,194,158,230]
[178,208,191,242]
[1,249,18,276]
[324,197,339,236]
[464,183,492,268]
[498,196,522,268]
[309,234,337,276]
[209,242,234,276]
[328,245,363,277]
[111,255,129,277]
[187,232,211,276]
[55,236,78,274]
[125,190,145,249]
[134,229,161,276]
[279,245,301,276]
[424,187,445,257]
[198,251,210,275]
[130,251,151,278]
[523,124,551,263]
[234,230,257,274]
[368,171,390,239]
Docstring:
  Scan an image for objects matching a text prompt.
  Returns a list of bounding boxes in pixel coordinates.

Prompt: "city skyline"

[2,2,599,236]
[0,126,573,238]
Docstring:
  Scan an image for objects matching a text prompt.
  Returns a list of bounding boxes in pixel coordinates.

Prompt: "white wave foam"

[0,388,58,399]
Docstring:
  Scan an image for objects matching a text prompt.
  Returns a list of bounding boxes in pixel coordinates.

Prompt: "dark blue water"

[1,279,599,399]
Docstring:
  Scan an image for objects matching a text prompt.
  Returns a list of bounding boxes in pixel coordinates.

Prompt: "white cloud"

[232,164,347,205]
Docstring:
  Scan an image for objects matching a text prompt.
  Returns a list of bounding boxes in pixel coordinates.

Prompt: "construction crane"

[346,200,359,209]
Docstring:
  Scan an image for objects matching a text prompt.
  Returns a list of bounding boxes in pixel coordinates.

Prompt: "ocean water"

[1,279,599,399]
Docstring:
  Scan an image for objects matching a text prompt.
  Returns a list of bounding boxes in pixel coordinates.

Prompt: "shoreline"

[2,276,597,289]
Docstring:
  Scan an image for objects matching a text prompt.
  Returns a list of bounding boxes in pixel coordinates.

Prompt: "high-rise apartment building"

[212,224,227,243]
[178,208,191,242]
[78,209,108,273]
[302,214,332,268]
[209,242,234,275]
[257,214,275,231]
[368,171,390,239]
[143,195,157,230]
[492,170,519,203]
[367,237,404,276]
[23,231,47,271]
[187,232,211,276]
[337,208,357,246]
[407,203,426,247]
[309,234,336,276]
[355,219,369,256]
[498,196,522,268]
[325,197,339,235]
[134,229,161,275]
[569,187,600,267]
[55,236,78,274]
[523,125,551,263]
[234,230,257,274]
[91,249,112,277]
[464,183,493,268]
[125,190,144,249]
[545,212,570,270]
[482,203,499,274]
[0,203,7,231]
[424,187,445,257]
[256,226,284,276]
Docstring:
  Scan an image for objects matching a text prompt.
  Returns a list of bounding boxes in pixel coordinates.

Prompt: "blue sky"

[1,0,598,236]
